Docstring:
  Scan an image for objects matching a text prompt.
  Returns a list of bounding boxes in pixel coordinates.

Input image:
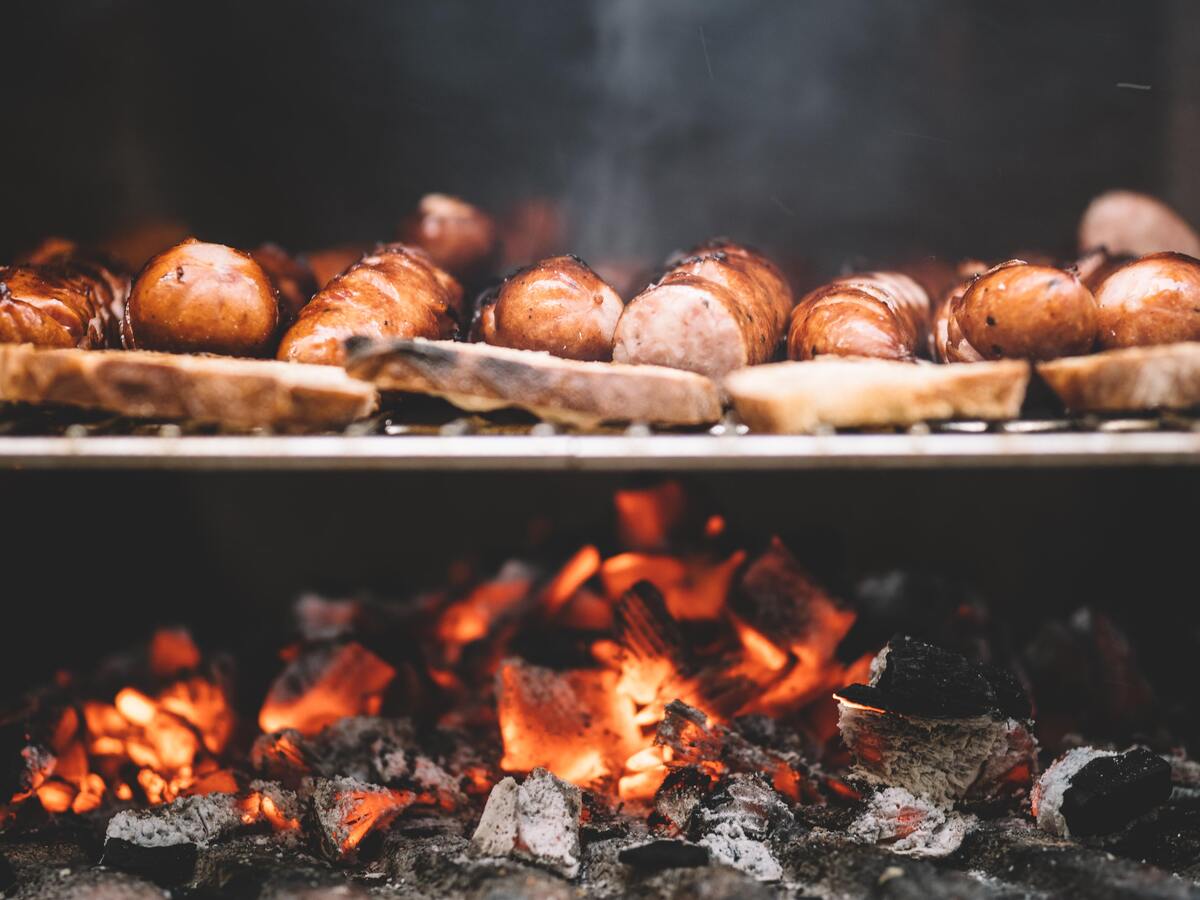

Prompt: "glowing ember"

[259,642,395,736]
[614,482,686,551]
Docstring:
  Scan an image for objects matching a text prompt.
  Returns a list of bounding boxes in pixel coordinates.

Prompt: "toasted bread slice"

[1037,342,1200,412]
[0,344,377,431]
[724,358,1030,433]
[346,338,722,427]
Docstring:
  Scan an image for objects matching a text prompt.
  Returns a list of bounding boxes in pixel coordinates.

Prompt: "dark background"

[1,3,1198,727]
[3,0,1199,275]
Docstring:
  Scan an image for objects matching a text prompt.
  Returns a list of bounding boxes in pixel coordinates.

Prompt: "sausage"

[1091,251,1200,349]
[942,260,1097,362]
[397,193,498,282]
[0,239,130,348]
[123,239,281,356]
[277,243,463,366]
[788,271,930,362]
[1078,190,1200,259]
[928,260,989,362]
[251,243,318,324]
[477,255,623,361]
[611,240,793,377]
[307,245,369,289]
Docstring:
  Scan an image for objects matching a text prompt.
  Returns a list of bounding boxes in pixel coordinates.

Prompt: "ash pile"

[1,485,1198,899]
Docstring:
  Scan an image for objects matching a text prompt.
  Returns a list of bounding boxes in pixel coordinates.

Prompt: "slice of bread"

[0,344,377,431]
[346,338,722,427]
[724,358,1030,433]
[1037,341,1200,412]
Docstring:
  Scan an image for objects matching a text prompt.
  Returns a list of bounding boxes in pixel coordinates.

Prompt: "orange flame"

[259,642,395,736]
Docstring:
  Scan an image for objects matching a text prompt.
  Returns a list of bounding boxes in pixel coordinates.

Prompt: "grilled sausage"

[277,243,463,366]
[124,239,281,357]
[0,239,129,348]
[397,193,498,282]
[1079,190,1200,259]
[611,240,793,377]
[251,243,318,324]
[788,272,930,362]
[942,260,1097,362]
[307,245,369,289]
[477,255,623,361]
[1091,251,1200,349]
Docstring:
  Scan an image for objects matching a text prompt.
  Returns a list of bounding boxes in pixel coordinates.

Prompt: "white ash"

[470,768,582,879]
[848,787,975,858]
[1032,747,1116,837]
[697,822,782,882]
[412,755,465,805]
[105,792,248,848]
[837,703,1037,807]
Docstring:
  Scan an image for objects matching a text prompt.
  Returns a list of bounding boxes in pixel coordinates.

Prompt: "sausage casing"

[1092,251,1200,349]
[124,239,281,357]
[277,243,463,366]
[397,193,498,282]
[788,272,930,361]
[478,255,623,361]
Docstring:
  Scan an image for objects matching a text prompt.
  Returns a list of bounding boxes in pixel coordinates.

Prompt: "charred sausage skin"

[478,255,623,361]
[277,243,463,366]
[788,271,930,362]
[124,239,281,357]
[612,240,793,378]
[1092,251,1200,349]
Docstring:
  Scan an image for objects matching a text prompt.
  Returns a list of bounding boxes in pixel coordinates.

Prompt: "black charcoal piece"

[0,852,14,892]
[100,836,198,886]
[1062,747,1173,837]
[836,635,1030,720]
[618,838,710,869]
[652,765,713,835]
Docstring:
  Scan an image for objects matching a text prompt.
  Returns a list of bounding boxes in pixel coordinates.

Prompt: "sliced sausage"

[124,238,280,357]
[788,271,930,362]
[612,240,793,378]
[277,243,463,366]
[944,260,1097,362]
[1092,251,1200,349]
[477,255,623,361]
[397,193,498,282]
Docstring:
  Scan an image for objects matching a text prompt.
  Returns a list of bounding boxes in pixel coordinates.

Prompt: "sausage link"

[397,193,498,283]
[1092,251,1200,349]
[477,255,622,361]
[943,260,1097,362]
[277,243,463,366]
[124,238,281,357]
[251,243,318,325]
[788,271,930,361]
[612,240,793,377]
[0,239,130,348]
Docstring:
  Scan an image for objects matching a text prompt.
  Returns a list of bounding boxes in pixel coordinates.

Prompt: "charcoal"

[469,869,578,900]
[847,787,974,858]
[730,536,854,659]
[188,834,330,899]
[837,635,1029,720]
[6,866,169,899]
[471,768,582,879]
[100,838,198,886]
[618,838,709,869]
[689,774,792,882]
[835,638,1037,807]
[1034,746,1172,837]
[258,642,396,736]
[0,851,14,892]
[310,776,413,863]
[651,766,712,835]
[653,700,818,804]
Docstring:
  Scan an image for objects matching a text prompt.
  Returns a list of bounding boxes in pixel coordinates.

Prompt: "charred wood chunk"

[835,638,1036,807]
[101,838,198,886]
[689,774,792,882]
[471,768,582,879]
[1034,747,1172,838]
[618,838,710,870]
[258,642,396,737]
[652,765,714,835]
